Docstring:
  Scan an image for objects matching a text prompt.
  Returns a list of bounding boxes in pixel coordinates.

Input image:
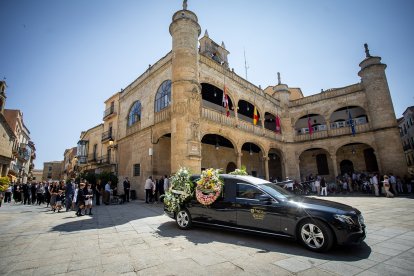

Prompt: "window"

[128,101,142,126]
[236,183,263,199]
[316,154,329,175]
[133,164,140,176]
[48,166,52,171]
[155,80,171,112]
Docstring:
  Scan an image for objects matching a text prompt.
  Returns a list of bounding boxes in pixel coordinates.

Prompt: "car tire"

[297,219,334,252]
[176,208,192,230]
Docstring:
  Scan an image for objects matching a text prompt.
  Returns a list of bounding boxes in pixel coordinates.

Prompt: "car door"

[235,183,281,234]
[190,177,237,227]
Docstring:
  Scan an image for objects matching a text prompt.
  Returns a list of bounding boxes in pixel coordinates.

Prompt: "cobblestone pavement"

[0,195,414,276]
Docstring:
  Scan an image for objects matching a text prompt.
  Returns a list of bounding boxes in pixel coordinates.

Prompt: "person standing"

[4,184,12,203]
[389,173,397,196]
[320,177,327,196]
[158,176,165,197]
[383,175,394,198]
[145,176,154,204]
[163,175,170,193]
[314,176,321,196]
[84,183,93,215]
[123,177,131,202]
[76,183,86,216]
[30,183,37,205]
[370,174,379,196]
[104,181,111,205]
[95,181,101,206]
[65,180,74,212]
[36,183,44,205]
[22,183,30,205]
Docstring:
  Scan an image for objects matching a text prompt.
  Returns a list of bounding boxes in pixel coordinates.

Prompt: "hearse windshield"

[259,183,295,201]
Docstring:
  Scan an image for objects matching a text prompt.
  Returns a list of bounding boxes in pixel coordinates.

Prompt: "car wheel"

[176,208,192,230]
[298,219,334,252]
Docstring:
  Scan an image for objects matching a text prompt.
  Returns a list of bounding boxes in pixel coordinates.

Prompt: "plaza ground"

[0,195,413,276]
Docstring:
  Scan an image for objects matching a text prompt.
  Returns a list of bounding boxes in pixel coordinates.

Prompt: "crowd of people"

[302,172,414,198]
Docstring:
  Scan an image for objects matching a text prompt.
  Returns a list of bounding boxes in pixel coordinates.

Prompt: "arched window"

[155,80,171,112]
[128,101,142,126]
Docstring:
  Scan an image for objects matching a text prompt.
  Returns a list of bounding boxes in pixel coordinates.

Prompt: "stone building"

[62,147,77,180]
[31,169,43,182]
[77,2,406,199]
[0,81,16,177]
[398,106,414,175]
[42,161,63,182]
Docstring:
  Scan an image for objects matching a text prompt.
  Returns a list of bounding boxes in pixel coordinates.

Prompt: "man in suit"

[123,177,131,202]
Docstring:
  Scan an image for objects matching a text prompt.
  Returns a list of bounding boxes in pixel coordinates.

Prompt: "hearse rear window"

[236,183,263,200]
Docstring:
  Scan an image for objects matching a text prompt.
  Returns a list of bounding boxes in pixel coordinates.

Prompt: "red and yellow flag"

[253,106,259,125]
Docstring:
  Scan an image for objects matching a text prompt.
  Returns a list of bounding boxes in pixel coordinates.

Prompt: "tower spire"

[183,0,187,10]
[364,43,371,58]
[277,72,281,85]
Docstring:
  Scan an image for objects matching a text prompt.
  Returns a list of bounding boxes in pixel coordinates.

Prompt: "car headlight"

[334,214,356,225]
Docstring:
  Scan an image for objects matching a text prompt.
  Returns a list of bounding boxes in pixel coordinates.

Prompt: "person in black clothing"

[123,177,131,202]
[95,182,101,206]
[22,184,30,205]
[76,183,86,216]
[157,177,164,197]
[30,183,37,205]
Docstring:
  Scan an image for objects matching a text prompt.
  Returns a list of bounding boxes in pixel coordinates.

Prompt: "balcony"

[201,107,282,141]
[9,163,21,174]
[101,130,113,142]
[126,121,141,136]
[77,156,88,165]
[98,155,111,165]
[103,106,116,120]
[154,106,171,124]
[88,154,98,163]
[294,121,370,142]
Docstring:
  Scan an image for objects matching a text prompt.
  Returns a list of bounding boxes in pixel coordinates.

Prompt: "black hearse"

[164,174,366,252]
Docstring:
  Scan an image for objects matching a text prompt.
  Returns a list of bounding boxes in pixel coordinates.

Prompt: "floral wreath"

[196,168,223,205]
[162,167,193,213]
[229,165,248,176]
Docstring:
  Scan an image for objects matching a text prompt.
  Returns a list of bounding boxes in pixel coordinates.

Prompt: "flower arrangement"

[195,168,223,205]
[229,165,248,176]
[162,167,193,213]
[0,177,10,192]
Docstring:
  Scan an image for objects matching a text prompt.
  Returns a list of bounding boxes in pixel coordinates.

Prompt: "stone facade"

[398,106,414,175]
[42,161,63,181]
[78,4,407,199]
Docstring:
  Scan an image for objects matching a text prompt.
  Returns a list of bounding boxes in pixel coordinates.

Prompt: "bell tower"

[358,44,407,176]
[169,1,202,173]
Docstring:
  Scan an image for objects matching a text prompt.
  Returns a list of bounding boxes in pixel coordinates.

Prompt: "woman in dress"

[50,182,59,212]
[84,183,93,215]
[383,175,394,198]
[76,183,86,216]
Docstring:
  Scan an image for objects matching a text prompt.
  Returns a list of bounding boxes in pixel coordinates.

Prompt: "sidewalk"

[1,197,414,275]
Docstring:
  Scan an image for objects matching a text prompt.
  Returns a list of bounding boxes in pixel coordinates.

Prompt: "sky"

[1,0,413,170]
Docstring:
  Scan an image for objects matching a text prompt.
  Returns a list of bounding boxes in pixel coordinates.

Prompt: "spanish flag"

[253,106,259,125]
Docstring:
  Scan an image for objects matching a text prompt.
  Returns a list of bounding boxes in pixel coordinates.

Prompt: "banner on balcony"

[253,106,259,125]
[275,115,281,133]
[222,86,230,117]
[307,115,313,136]
[348,110,356,136]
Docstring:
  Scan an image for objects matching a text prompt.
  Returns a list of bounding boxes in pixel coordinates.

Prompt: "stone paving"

[0,195,414,276]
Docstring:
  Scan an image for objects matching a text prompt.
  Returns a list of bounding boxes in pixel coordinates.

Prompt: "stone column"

[331,154,338,179]
[263,156,269,181]
[169,7,202,173]
[236,152,243,169]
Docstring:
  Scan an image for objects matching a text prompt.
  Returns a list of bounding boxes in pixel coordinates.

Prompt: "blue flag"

[348,110,356,136]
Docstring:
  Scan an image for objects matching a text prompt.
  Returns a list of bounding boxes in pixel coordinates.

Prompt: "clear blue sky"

[1,0,413,170]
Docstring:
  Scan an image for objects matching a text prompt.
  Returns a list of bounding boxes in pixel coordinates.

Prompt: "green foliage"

[229,165,248,176]
[0,177,10,192]
[162,167,194,213]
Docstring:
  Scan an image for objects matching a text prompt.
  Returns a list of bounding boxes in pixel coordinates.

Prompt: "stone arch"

[294,113,327,135]
[299,147,334,181]
[237,98,263,124]
[200,82,235,110]
[201,133,237,171]
[334,140,376,156]
[335,142,379,174]
[268,147,285,182]
[200,130,239,153]
[154,79,171,112]
[152,127,172,144]
[298,145,331,158]
[329,105,369,129]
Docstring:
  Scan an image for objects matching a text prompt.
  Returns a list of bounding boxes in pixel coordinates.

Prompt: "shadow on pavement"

[156,220,371,262]
[50,201,162,232]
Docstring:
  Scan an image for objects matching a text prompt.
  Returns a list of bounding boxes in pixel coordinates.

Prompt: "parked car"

[164,174,366,252]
